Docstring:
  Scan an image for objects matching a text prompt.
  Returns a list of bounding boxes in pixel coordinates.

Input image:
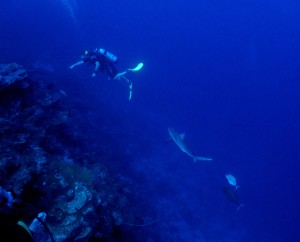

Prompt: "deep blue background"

[1,0,300,241]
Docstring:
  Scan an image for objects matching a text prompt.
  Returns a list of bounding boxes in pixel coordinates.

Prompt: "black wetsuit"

[82,50,118,79]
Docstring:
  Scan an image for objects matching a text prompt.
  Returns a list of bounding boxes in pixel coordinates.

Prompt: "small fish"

[222,185,244,210]
[168,127,212,163]
[225,174,240,190]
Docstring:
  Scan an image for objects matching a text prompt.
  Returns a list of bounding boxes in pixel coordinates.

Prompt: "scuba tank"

[98,48,118,63]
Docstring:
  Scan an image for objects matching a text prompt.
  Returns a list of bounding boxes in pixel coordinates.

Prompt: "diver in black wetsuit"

[69,48,143,100]
[69,48,118,78]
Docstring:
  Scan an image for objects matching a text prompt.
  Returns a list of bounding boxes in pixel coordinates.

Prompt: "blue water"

[1,0,300,241]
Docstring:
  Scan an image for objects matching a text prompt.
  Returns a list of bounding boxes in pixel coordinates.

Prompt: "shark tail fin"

[193,156,213,163]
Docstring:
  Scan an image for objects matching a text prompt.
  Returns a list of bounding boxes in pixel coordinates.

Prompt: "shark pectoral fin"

[193,156,213,163]
[180,133,185,140]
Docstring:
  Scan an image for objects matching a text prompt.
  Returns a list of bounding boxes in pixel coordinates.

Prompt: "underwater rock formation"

[0,63,149,241]
[0,63,28,91]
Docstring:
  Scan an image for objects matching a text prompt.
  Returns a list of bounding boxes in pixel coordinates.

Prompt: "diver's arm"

[69,60,84,69]
[95,61,100,72]
[92,61,100,77]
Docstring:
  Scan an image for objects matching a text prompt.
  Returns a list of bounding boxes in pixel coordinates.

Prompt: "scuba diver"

[69,48,143,100]
[222,185,244,211]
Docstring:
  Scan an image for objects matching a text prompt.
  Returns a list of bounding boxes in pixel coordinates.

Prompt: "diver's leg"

[114,70,129,80]
[121,76,133,100]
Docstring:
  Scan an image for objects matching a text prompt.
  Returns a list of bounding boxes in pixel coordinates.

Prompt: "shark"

[60,0,77,21]
[168,127,212,163]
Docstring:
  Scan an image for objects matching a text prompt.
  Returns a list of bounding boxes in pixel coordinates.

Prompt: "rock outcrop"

[0,63,28,91]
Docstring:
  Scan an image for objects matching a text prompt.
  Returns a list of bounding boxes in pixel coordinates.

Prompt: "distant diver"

[167,127,212,162]
[69,48,143,100]
[222,185,244,210]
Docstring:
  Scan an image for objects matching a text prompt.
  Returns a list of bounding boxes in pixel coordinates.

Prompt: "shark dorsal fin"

[180,133,185,140]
